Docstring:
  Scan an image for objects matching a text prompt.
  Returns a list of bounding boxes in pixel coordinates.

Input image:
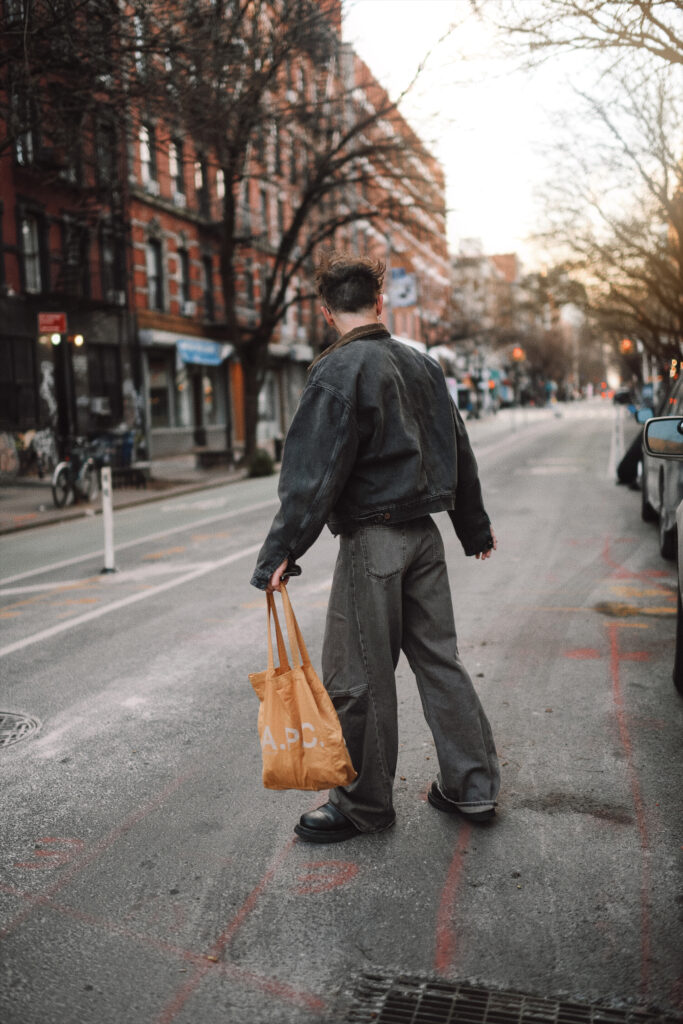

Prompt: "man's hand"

[266,558,290,593]
[475,527,497,561]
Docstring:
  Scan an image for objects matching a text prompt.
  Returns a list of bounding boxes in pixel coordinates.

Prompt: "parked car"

[640,375,683,559]
[643,415,683,695]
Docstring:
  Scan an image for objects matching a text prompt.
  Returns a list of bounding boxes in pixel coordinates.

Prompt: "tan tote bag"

[249,584,357,791]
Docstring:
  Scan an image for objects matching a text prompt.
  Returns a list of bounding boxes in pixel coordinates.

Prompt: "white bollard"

[101,466,117,574]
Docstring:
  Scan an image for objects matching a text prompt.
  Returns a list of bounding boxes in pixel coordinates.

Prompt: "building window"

[60,220,89,297]
[216,168,225,202]
[178,248,190,306]
[0,336,37,430]
[260,187,268,235]
[169,139,184,195]
[146,239,163,309]
[100,227,125,303]
[12,87,35,166]
[95,121,117,187]
[244,266,254,307]
[202,255,214,321]
[194,155,209,215]
[139,124,157,184]
[20,214,42,293]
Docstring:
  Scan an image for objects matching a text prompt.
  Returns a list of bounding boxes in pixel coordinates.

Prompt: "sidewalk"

[0,405,563,537]
[0,455,249,536]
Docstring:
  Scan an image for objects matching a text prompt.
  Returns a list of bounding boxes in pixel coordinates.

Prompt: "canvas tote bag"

[249,584,357,791]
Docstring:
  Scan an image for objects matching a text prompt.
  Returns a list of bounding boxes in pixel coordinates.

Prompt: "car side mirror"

[643,416,683,458]
[635,407,654,423]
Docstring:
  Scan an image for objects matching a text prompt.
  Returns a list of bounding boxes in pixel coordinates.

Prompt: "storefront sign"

[38,312,67,334]
[176,338,223,366]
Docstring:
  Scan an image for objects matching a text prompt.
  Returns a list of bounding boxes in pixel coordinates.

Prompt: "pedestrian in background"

[251,252,500,842]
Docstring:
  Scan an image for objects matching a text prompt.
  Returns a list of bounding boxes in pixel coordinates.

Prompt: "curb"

[0,470,253,537]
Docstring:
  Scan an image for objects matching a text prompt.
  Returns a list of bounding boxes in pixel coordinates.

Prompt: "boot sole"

[293,823,360,844]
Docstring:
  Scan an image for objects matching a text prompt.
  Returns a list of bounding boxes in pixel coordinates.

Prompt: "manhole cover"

[341,973,682,1024]
[0,712,40,748]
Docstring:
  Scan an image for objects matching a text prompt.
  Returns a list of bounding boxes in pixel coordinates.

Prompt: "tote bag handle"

[266,591,290,673]
[279,582,311,668]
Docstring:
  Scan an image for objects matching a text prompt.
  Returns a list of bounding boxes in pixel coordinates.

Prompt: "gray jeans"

[322,516,500,832]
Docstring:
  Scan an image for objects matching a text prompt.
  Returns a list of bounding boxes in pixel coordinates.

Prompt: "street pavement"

[0,401,681,1024]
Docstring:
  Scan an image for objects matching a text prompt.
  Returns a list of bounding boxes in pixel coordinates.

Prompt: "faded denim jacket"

[250,324,492,590]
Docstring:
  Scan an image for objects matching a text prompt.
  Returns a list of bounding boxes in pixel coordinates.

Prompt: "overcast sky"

[343,0,582,268]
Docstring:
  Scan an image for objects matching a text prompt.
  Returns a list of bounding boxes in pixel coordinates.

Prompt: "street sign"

[389,268,417,307]
[38,312,67,334]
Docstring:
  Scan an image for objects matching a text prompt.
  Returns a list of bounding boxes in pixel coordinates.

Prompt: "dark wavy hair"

[315,251,385,313]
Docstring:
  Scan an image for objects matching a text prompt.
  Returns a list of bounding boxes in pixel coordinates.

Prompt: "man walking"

[251,252,500,842]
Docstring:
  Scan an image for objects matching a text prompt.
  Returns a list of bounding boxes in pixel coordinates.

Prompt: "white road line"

[0,498,277,587]
[0,543,262,660]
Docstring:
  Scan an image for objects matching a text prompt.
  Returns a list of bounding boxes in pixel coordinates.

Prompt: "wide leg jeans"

[322,516,500,832]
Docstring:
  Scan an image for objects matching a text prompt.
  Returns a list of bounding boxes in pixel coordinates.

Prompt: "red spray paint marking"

[602,538,668,580]
[294,860,359,895]
[0,882,325,1012]
[607,622,652,999]
[154,839,328,1024]
[434,823,472,974]
[0,770,197,942]
[564,649,601,660]
[14,837,85,870]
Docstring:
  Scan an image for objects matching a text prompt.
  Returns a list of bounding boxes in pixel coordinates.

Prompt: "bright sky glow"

[343,0,588,268]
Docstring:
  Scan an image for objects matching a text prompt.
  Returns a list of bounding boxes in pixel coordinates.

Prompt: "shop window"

[146,239,163,309]
[87,344,122,422]
[20,214,43,293]
[0,336,37,429]
[196,367,226,427]
[148,353,173,427]
[258,372,277,422]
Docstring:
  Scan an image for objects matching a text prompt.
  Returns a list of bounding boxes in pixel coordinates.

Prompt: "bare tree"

[136,0,445,459]
[473,0,683,68]
[532,63,683,366]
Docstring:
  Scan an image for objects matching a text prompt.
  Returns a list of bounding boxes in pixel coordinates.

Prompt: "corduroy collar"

[308,322,391,370]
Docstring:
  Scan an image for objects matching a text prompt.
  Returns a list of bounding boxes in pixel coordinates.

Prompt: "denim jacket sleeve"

[448,403,492,556]
[250,381,358,589]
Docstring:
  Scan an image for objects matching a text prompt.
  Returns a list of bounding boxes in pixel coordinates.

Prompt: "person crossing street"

[251,252,500,842]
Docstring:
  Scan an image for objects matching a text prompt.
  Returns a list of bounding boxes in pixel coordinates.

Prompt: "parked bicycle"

[51,437,106,508]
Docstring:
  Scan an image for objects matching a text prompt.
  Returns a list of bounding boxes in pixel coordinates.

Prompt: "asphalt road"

[1,402,681,1024]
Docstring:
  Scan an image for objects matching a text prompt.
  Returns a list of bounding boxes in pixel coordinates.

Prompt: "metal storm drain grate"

[341,973,682,1024]
[0,712,40,749]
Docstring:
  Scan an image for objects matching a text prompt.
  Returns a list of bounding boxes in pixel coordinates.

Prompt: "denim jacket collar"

[309,323,391,371]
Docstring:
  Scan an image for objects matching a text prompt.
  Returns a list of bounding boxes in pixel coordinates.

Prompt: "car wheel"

[674,589,683,696]
[641,469,657,522]
[659,514,677,560]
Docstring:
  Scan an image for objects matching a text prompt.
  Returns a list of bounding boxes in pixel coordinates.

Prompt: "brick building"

[0,1,450,470]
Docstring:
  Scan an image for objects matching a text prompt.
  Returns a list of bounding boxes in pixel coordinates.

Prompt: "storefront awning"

[138,329,233,365]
